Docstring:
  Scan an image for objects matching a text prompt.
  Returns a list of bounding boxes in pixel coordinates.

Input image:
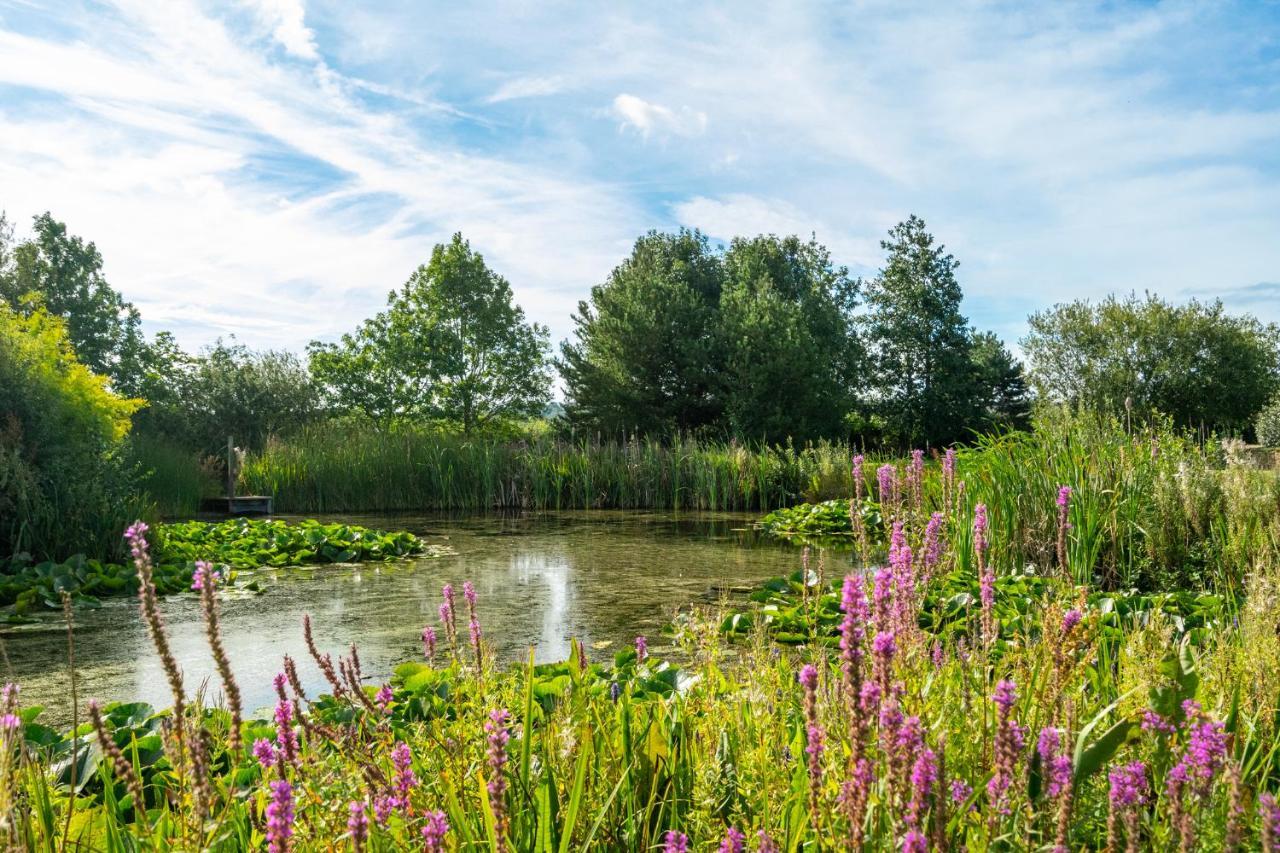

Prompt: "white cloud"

[486,75,566,103]
[244,0,320,60]
[610,94,706,138]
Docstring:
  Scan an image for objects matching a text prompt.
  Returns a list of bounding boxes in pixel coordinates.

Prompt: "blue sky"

[1,0,1278,357]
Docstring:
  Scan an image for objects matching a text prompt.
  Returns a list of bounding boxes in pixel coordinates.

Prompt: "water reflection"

[2,511,849,727]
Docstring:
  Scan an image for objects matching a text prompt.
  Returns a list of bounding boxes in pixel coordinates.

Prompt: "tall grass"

[128,435,214,518]
[241,424,865,513]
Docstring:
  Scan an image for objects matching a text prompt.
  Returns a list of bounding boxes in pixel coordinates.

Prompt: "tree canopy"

[310,234,552,433]
[1022,293,1280,435]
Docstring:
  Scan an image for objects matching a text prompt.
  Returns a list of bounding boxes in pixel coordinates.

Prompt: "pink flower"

[635,635,648,662]
[347,801,368,848]
[376,684,393,712]
[422,811,450,852]
[265,779,294,852]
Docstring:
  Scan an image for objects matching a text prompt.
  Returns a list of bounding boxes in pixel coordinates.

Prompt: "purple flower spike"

[422,810,450,852]
[663,830,689,853]
[719,827,746,853]
[265,779,294,853]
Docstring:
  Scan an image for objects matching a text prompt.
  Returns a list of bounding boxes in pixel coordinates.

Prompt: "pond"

[2,511,846,727]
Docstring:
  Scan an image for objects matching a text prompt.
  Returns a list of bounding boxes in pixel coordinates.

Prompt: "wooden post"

[227,435,236,499]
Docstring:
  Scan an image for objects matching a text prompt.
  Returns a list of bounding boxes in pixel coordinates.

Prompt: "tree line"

[3,209,1279,458]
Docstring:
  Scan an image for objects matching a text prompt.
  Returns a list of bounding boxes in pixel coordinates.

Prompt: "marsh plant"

[2,480,1280,851]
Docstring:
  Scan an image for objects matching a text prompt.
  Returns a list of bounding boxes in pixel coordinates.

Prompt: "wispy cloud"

[0,0,1278,355]
[610,94,707,139]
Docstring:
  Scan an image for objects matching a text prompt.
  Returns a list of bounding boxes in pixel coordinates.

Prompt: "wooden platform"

[199,495,274,515]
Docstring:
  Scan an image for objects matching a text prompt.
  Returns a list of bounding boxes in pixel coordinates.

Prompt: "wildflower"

[265,778,295,853]
[663,830,689,853]
[126,520,186,757]
[190,560,221,591]
[635,635,648,662]
[872,566,894,631]
[1141,709,1176,735]
[799,663,824,825]
[719,828,746,853]
[1037,727,1072,799]
[347,801,368,851]
[877,464,897,511]
[376,684,393,713]
[852,454,865,501]
[756,831,780,853]
[1056,486,1072,570]
[973,503,989,566]
[1260,793,1280,853]
[838,574,868,740]
[486,709,511,847]
[422,626,436,663]
[1107,761,1148,853]
[464,580,484,669]
[252,737,277,769]
[1171,715,1228,796]
[930,641,945,670]
[0,713,17,731]
[902,829,927,853]
[841,757,876,847]
[922,511,945,578]
[908,746,937,827]
[951,778,973,804]
[872,630,896,690]
[440,583,457,650]
[422,810,450,852]
[303,613,344,696]
[88,701,146,812]
[274,696,299,766]
[373,795,394,826]
[610,681,621,703]
[1061,609,1082,635]
[988,679,1024,815]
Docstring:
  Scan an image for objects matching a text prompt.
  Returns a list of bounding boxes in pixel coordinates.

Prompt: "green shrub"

[1257,392,1280,447]
[0,305,144,560]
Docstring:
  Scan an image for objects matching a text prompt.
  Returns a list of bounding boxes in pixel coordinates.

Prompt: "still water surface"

[2,511,838,727]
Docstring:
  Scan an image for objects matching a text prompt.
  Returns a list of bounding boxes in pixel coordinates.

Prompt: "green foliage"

[154,517,425,569]
[1257,391,1280,447]
[310,234,552,433]
[859,215,1005,446]
[0,212,148,390]
[0,304,144,560]
[1022,292,1280,436]
[558,229,726,437]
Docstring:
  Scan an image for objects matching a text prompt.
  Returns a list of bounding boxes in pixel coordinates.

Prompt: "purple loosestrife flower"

[1038,727,1073,799]
[1141,709,1176,735]
[252,737,277,769]
[440,583,457,649]
[877,464,897,511]
[376,684,393,713]
[1062,609,1082,635]
[873,566,894,632]
[838,574,868,736]
[635,635,648,662]
[663,831,689,853]
[889,522,915,637]
[852,454,865,501]
[1056,485,1073,571]
[756,831,781,853]
[799,664,824,824]
[1172,716,1229,796]
[1108,761,1148,808]
[988,680,1024,815]
[373,795,394,826]
[1260,793,1280,852]
[902,830,927,853]
[422,626,436,663]
[973,503,989,565]
[464,580,484,669]
[922,512,944,580]
[931,641,945,670]
[266,778,295,853]
[908,746,938,827]
[951,778,973,804]
[190,560,221,591]
[347,801,368,851]
[1108,761,1148,852]
[872,630,896,690]
[719,827,746,853]
[486,709,511,846]
[274,696,299,766]
[391,741,417,812]
[422,811,450,852]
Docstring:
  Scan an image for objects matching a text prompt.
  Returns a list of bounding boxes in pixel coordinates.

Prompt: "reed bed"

[242,425,865,513]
